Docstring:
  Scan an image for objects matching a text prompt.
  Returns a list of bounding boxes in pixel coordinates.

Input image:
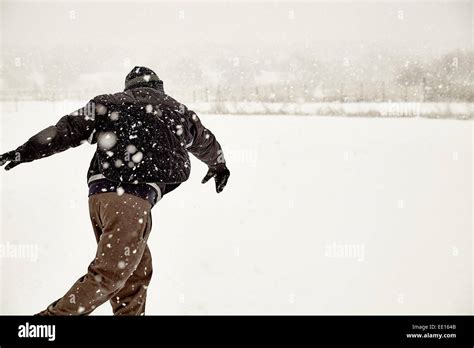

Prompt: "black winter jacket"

[13,86,225,187]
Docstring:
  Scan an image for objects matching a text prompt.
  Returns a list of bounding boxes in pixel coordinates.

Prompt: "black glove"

[0,150,23,171]
[201,163,230,193]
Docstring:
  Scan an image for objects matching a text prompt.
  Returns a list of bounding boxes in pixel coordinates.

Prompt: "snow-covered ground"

[0,101,472,314]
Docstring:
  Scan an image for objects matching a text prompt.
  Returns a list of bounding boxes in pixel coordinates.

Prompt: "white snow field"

[0,100,472,315]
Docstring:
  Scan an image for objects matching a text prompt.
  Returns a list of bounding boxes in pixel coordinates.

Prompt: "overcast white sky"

[1,0,472,53]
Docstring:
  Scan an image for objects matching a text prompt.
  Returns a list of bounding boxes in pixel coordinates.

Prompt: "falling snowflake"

[126,144,137,154]
[132,151,144,163]
[98,132,117,150]
[117,261,126,269]
[110,111,120,121]
[95,104,107,115]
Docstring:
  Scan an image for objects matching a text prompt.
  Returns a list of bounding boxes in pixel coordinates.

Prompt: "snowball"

[102,162,110,169]
[117,187,125,196]
[114,159,123,167]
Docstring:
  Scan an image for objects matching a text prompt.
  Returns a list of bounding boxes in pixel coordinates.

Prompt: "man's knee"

[89,256,144,293]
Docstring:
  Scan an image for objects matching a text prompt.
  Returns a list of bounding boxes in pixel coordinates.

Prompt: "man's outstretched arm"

[184,109,230,193]
[0,103,95,170]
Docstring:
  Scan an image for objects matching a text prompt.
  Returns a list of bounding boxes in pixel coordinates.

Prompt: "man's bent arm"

[183,108,230,193]
[184,109,225,167]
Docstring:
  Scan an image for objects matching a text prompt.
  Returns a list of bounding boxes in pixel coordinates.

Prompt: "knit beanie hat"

[124,66,163,91]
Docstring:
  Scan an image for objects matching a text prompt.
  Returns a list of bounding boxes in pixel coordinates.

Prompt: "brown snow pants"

[38,192,153,316]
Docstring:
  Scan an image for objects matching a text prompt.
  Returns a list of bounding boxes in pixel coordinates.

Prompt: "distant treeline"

[1,46,472,103]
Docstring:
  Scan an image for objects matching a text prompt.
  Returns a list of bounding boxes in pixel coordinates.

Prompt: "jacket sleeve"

[183,109,225,168]
[14,102,96,164]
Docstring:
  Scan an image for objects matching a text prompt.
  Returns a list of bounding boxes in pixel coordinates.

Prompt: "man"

[0,66,230,315]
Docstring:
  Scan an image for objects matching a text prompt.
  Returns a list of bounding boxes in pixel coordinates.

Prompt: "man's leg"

[110,244,152,315]
[38,192,152,315]
[93,196,154,316]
